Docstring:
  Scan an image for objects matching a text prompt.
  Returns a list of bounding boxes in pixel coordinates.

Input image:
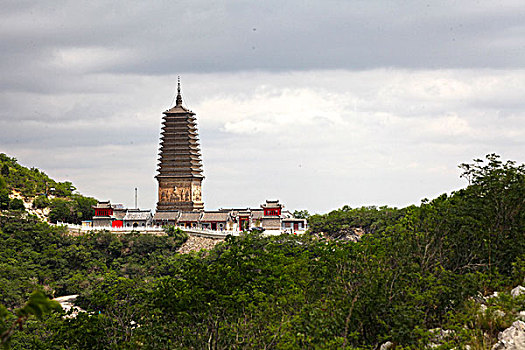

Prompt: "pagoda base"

[156,176,204,212]
[156,201,204,212]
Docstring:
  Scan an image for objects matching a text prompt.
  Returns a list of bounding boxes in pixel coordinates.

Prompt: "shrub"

[0,190,9,210]
[164,225,189,241]
[33,195,50,209]
[9,198,25,211]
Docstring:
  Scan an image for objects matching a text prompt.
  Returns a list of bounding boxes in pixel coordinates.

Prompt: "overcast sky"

[1,0,524,213]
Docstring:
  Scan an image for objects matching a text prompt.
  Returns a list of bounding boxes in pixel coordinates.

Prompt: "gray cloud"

[2,1,525,81]
[1,1,525,213]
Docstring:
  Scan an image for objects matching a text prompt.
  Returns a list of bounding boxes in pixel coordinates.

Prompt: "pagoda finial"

[176,76,182,106]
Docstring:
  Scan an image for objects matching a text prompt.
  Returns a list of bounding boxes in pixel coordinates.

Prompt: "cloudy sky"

[1,0,524,213]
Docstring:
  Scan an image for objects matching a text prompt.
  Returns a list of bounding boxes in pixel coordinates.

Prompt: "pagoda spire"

[176,76,182,107]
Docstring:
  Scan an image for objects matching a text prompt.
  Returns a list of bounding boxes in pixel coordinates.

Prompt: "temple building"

[85,86,307,233]
[152,199,307,234]
[123,209,153,228]
[156,78,204,212]
[91,201,114,227]
[87,199,306,233]
[150,79,307,234]
[90,201,151,228]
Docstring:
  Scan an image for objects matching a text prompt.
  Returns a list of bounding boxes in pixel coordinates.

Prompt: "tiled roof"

[201,211,230,222]
[164,104,193,114]
[261,199,283,209]
[179,212,201,222]
[94,201,112,209]
[282,217,307,222]
[153,211,180,220]
[280,210,294,219]
[123,209,152,221]
[251,210,264,219]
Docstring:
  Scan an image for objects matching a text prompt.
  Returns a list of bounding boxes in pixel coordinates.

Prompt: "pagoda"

[156,78,204,212]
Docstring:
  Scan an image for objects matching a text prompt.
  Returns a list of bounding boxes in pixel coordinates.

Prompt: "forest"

[0,153,524,349]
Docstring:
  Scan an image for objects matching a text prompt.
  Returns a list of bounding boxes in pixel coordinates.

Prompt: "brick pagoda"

[156,78,204,212]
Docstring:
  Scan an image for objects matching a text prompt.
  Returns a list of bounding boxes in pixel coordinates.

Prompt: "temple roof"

[164,104,193,114]
[250,210,264,220]
[123,209,152,221]
[201,211,231,222]
[153,211,180,221]
[261,200,284,209]
[179,212,202,222]
[282,217,307,222]
[93,201,111,209]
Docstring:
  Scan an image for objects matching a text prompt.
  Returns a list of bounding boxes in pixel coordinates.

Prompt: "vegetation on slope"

[0,213,188,310]
[308,205,407,238]
[0,154,523,349]
[0,153,97,223]
[0,154,75,198]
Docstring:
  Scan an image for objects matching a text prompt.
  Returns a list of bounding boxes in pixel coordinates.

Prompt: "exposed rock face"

[321,227,365,242]
[492,320,525,350]
[428,328,455,348]
[177,235,223,254]
[53,294,85,318]
[488,291,500,300]
[379,341,394,350]
[8,190,51,221]
[511,286,525,298]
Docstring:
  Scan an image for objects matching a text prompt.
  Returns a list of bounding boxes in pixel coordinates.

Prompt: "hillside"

[0,153,523,349]
[0,154,75,198]
[0,153,97,223]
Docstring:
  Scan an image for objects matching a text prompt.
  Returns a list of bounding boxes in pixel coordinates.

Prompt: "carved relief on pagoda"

[192,182,202,202]
[159,181,192,203]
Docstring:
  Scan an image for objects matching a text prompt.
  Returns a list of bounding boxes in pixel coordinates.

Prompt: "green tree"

[164,225,189,241]
[8,199,25,211]
[0,190,9,210]
[32,196,50,209]
[457,154,525,275]
[52,182,75,197]
[48,199,74,223]
[71,194,97,221]
[1,164,9,177]
[293,209,310,219]
[0,291,61,348]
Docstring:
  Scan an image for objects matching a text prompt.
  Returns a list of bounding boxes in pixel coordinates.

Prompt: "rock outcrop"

[491,320,525,350]
[8,189,51,221]
[177,235,223,254]
[53,294,85,318]
[379,341,394,350]
[511,286,525,298]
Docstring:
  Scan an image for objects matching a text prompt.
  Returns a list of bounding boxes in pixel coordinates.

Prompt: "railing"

[183,227,239,237]
[53,222,304,237]
[54,222,238,237]
[55,222,164,232]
